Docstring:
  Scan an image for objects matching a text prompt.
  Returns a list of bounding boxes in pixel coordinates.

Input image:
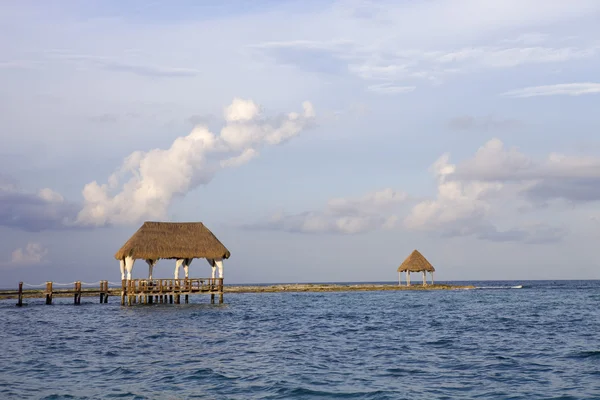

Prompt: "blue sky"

[1,0,600,285]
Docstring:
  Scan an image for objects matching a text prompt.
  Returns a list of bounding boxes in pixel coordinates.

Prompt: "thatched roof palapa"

[115,222,231,261]
[397,249,435,273]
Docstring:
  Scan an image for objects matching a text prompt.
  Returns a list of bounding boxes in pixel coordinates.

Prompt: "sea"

[1,280,599,399]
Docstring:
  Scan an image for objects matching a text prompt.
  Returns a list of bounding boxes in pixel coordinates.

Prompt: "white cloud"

[403,153,504,237]
[76,98,316,227]
[250,138,597,244]
[0,179,79,232]
[450,139,600,206]
[403,138,600,241]
[37,188,64,203]
[453,139,600,183]
[10,242,48,265]
[247,188,408,234]
[501,83,600,97]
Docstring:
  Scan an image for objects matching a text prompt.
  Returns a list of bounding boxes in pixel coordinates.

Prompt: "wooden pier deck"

[0,278,224,306]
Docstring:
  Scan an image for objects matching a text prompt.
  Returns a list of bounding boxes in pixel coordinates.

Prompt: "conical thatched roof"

[397,249,435,272]
[114,222,230,261]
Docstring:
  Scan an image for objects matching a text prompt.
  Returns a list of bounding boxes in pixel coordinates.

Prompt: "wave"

[475,285,523,290]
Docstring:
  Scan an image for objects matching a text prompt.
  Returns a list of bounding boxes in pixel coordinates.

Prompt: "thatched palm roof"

[114,222,230,261]
[397,249,435,272]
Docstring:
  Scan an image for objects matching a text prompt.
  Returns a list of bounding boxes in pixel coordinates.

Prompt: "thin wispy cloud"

[501,83,600,97]
[49,53,199,78]
[447,116,523,131]
[250,37,599,93]
[367,83,415,94]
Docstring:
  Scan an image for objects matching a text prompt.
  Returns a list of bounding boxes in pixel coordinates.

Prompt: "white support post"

[431,271,435,285]
[183,258,192,278]
[398,271,401,286]
[422,271,426,286]
[215,258,224,279]
[174,259,184,279]
[146,259,156,280]
[125,256,135,281]
[206,258,216,279]
[120,259,126,280]
[406,271,411,287]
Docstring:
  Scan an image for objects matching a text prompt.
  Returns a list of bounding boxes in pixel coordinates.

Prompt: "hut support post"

[406,272,411,287]
[174,259,184,279]
[16,282,23,307]
[121,279,126,305]
[146,259,157,280]
[398,271,401,286]
[422,271,426,286]
[431,272,434,285]
[216,259,224,278]
[125,256,135,280]
[120,259,126,280]
[183,258,192,278]
[45,281,53,305]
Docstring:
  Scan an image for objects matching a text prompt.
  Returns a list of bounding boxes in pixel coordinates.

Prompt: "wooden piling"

[74,281,82,305]
[121,280,126,306]
[45,281,53,305]
[16,282,23,307]
[99,281,108,303]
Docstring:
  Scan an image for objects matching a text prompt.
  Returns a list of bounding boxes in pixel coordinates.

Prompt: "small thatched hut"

[115,221,230,281]
[397,249,435,286]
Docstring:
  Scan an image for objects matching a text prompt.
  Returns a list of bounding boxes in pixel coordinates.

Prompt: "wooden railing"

[121,278,223,294]
[120,278,224,305]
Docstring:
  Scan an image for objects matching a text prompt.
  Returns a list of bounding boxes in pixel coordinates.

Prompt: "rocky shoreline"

[224,283,475,293]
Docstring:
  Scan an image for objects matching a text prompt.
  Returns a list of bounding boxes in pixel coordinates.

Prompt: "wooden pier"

[0,278,224,306]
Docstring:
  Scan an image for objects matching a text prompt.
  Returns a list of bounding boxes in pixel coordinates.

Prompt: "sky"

[1,0,600,285]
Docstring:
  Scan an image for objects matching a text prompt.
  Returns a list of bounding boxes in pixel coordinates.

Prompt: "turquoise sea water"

[1,280,599,399]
